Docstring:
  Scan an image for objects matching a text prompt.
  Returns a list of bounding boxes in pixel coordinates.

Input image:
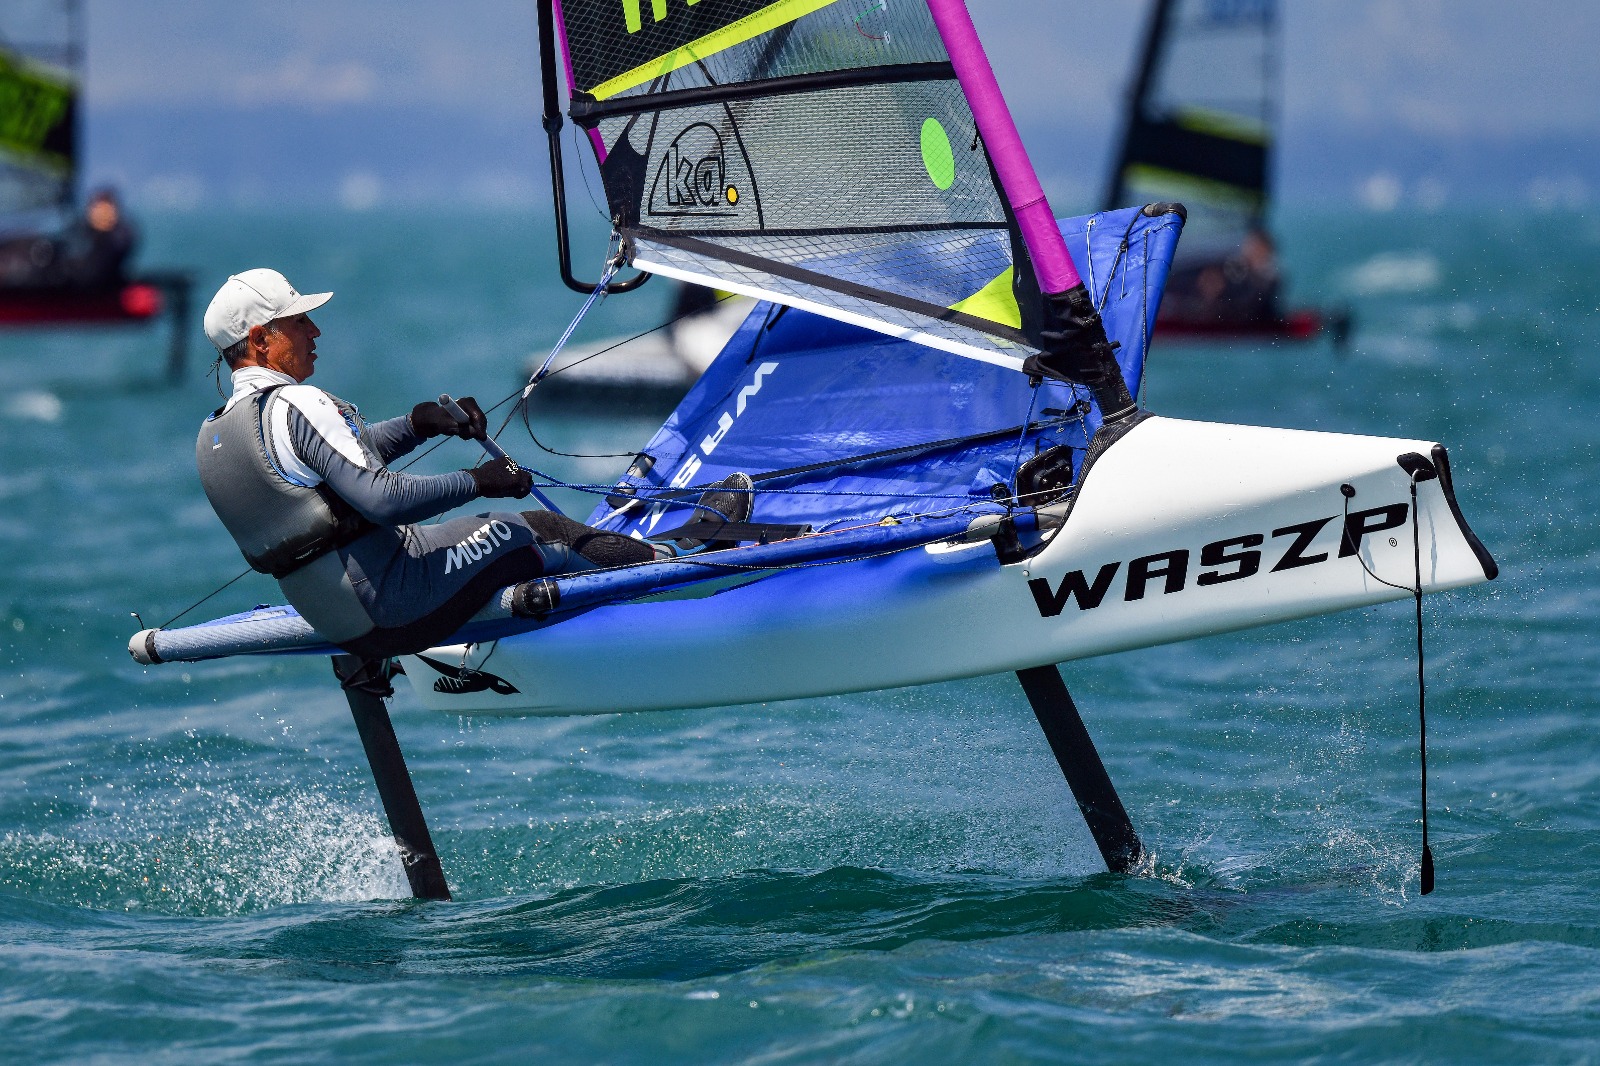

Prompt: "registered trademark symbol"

[1389,537,1398,547]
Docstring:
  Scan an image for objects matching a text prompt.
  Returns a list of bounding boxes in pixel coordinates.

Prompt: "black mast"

[1102,0,1174,212]
[536,0,650,296]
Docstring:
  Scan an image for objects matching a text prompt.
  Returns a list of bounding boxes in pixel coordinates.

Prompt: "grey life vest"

[196,385,373,577]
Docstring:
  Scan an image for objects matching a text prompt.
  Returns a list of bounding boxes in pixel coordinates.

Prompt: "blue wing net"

[589,206,1183,537]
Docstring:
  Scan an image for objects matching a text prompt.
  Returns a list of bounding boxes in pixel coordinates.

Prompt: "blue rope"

[1008,385,1042,511]
[523,474,989,504]
[523,258,620,396]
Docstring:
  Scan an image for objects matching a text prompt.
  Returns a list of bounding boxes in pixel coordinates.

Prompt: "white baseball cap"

[203,268,333,351]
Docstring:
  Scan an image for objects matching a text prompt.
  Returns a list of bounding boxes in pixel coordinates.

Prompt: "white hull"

[401,416,1494,717]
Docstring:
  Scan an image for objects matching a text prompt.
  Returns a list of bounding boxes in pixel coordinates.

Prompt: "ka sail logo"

[647,122,759,223]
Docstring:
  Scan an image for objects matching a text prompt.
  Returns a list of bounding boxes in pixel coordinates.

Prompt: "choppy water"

[0,207,1595,1063]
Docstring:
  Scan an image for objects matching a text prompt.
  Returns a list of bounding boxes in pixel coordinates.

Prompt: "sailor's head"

[1240,228,1277,270]
[204,268,332,383]
[85,187,122,232]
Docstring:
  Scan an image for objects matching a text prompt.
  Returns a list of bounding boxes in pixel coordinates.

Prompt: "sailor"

[0,187,138,292]
[195,268,752,659]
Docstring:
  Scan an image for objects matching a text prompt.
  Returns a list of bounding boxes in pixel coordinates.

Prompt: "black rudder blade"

[333,655,452,901]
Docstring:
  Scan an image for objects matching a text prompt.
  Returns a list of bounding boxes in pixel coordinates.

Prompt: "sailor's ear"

[247,323,269,354]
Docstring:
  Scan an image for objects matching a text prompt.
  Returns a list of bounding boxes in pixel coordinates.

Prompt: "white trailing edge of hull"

[400,416,1495,717]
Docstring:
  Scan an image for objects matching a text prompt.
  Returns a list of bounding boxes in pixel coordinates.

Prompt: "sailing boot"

[675,472,755,552]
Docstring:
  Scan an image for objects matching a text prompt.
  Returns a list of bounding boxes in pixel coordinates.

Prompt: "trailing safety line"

[1410,473,1435,896]
[1340,476,1434,896]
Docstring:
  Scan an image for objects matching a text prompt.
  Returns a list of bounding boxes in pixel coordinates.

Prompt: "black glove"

[411,396,487,440]
[469,457,533,499]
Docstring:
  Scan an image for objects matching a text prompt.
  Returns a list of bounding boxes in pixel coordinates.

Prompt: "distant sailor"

[195,268,751,659]
[0,187,138,292]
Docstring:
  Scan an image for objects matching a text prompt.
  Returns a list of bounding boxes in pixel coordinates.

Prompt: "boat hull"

[1156,307,1325,341]
[400,416,1495,716]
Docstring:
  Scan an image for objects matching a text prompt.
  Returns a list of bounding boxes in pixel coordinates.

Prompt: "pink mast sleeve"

[925,0,1081,295]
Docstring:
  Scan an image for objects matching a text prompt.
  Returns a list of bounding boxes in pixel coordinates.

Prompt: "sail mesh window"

[556,0,1041,367]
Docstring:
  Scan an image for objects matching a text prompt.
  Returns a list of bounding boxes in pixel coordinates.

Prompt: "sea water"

[0,207,1595,1063]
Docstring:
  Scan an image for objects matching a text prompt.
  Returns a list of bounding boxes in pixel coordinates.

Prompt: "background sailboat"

[0,0,193,379]
[1103,0,1348,343]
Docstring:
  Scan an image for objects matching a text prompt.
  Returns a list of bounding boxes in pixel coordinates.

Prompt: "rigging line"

[571,122,608,221]
[1340,487,1413,595]
[153,566,252,632]
[1009,384,1042,513]
[525,258,620,394]
[529,476,989,503]
[1341,479,1433,894]
[1137,229,1151,409]
[630,509,1001,580]
[533,292,742,389]
[614,414,1083,507]
[518,292,747,460]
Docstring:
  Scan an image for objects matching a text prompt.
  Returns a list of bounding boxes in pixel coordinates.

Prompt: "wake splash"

[0,789,408,916]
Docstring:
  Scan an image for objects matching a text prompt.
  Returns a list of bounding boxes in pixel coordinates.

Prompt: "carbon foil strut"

[332,655,452,900]
[1016,665,1144,873]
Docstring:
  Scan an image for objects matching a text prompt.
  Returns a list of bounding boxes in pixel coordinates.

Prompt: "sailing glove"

[411,396,487,440]
[469,456,533,499]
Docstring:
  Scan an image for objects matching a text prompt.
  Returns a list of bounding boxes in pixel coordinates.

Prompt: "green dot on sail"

[921,118,955,190]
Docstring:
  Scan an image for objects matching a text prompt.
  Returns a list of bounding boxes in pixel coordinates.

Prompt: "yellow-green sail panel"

[949,269,1020,329]
[593,0,844,100]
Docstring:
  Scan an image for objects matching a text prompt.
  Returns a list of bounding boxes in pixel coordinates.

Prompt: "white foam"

[5,391,63,423]
[1345,252,1442,296]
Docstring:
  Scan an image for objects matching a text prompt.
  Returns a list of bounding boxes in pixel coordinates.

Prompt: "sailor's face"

[261,313,320,381]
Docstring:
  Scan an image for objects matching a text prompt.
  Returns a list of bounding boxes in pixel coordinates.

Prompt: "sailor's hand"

[469,456,533,499]
[411,396,487,440]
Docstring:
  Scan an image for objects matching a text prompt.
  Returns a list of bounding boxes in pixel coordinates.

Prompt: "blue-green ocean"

[0,207,1594,1063]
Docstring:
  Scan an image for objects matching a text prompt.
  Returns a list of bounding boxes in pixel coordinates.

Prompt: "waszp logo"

[644,361,778,534]
[443,519,516,575]
[1027,503,1411,617]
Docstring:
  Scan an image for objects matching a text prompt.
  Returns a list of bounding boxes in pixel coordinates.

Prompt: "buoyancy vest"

[196,385,374,578]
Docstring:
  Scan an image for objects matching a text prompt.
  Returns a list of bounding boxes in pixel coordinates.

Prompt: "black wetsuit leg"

[521,510,657,567]
[336,510,655,659]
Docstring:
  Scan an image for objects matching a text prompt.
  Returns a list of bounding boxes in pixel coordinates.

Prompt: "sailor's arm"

[285,404,477,525]
[363,415,425,463]
[364,397,490,464]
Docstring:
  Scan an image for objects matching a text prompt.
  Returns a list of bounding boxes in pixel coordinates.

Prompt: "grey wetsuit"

[198,369,657,659]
